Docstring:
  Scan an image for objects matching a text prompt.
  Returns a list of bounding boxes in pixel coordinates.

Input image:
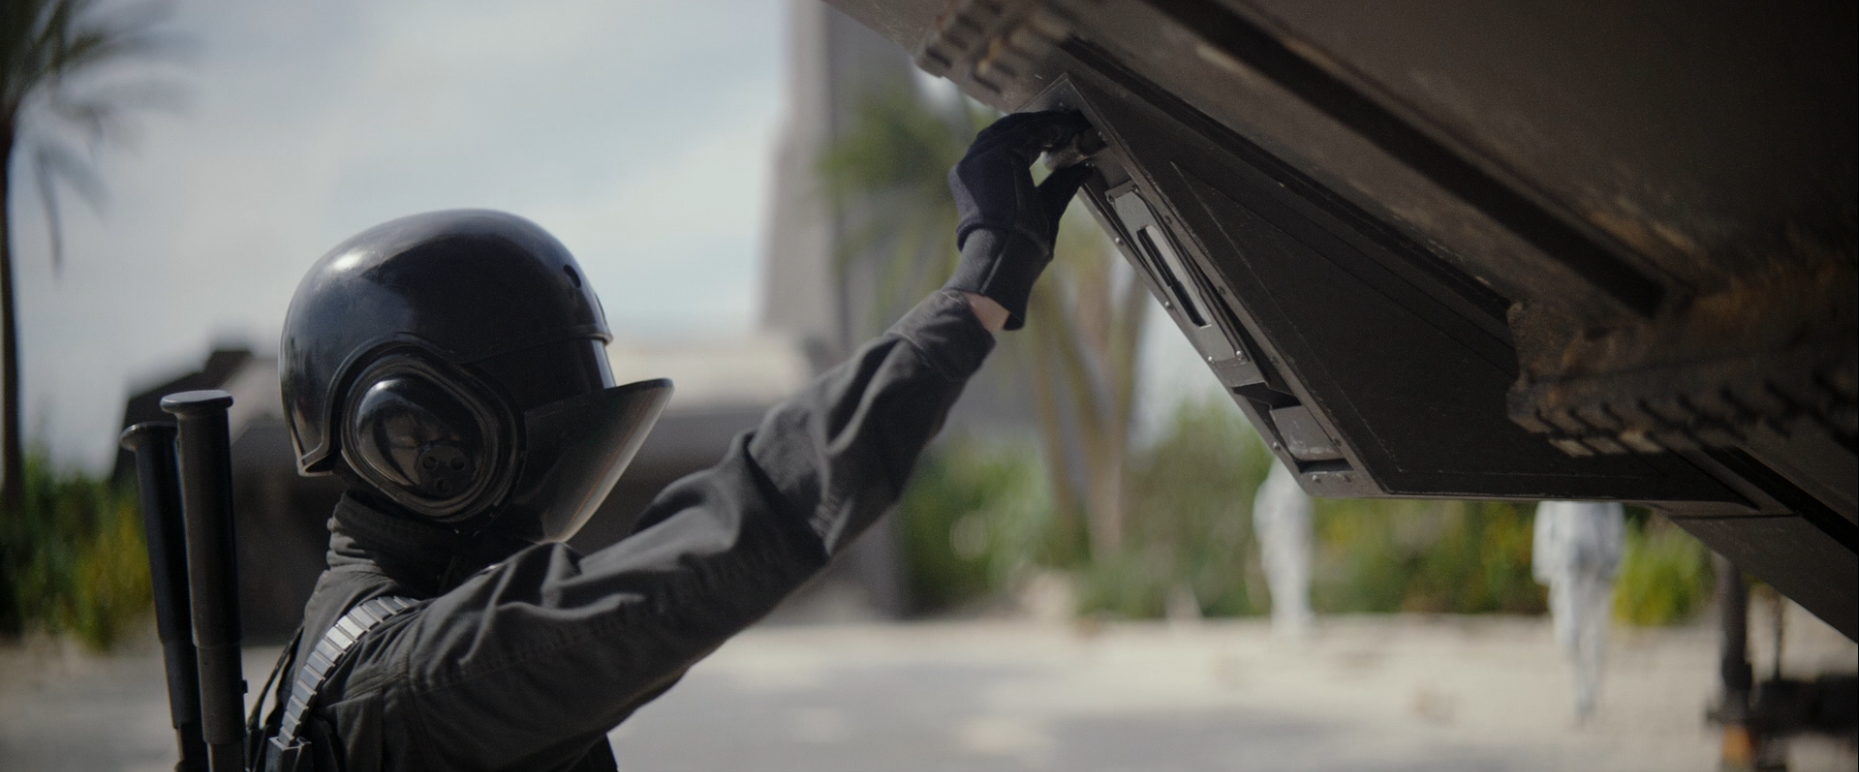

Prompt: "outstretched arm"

[374,112,1092,772]
[388,290,990,771]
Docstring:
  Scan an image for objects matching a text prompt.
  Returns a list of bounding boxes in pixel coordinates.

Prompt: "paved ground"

[3,607,1854,771]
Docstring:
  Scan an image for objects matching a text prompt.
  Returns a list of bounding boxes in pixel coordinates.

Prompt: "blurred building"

[759,0,1042,619]
[762,0,916,366]
[761,0,1036,421]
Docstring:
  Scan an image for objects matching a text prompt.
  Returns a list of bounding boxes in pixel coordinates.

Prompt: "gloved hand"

[946,110,1093,330]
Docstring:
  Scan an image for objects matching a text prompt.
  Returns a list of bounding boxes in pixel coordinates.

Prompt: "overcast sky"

[14,2,789,471]
[12,1,1220,473]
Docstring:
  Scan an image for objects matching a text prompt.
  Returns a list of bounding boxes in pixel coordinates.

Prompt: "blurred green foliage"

[1312,499,1545,614]
[1076,396,1274,618]
[0,454,151,649]
[816,82,983,336]
[899,397,1718,625]
[818,84,974,213]
[897,397,1277,618]
[1613,516,1715,626]
[896,437,1052,612]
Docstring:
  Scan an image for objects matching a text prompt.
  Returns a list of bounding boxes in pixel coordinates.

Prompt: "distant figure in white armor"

[1253,461,1315,641]
[1532,500,1626,723]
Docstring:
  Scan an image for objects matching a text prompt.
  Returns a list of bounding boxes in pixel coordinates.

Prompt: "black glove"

[946,111,1093,330]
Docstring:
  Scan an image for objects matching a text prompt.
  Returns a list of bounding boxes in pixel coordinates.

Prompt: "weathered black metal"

[1141,0,1670,319]
[120,421,209,772]
[1030,72,1743,502]
[1712,557,1759,766]
[1709,560,1858,760]
[824,0,1857,640]
[160,390,245,772]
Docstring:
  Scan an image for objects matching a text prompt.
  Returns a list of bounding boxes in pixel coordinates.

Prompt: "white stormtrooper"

[1253,461,1315,641]
[1532,500,1627,722]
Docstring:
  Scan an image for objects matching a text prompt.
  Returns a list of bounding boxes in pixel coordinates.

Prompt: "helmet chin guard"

[498,378,673,542]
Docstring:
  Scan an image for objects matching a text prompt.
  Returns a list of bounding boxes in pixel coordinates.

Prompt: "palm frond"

[6,0,177,108]
[818,75,1153,559]
[31,141,104,274]
[4,0,183,276]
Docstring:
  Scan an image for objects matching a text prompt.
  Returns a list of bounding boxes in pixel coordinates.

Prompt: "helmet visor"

[501,377,673,542]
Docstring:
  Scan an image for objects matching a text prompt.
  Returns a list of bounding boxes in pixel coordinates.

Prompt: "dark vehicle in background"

[823,0,1856,643]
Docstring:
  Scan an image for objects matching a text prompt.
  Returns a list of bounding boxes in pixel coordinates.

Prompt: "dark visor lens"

[499,378,672,542]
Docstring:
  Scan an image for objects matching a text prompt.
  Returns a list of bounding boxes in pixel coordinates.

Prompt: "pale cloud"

[12,1,785,470]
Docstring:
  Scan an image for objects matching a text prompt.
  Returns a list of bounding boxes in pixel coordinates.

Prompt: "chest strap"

[272,595,419,757]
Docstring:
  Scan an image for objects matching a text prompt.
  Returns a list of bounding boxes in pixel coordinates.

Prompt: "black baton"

[161,391,246,772]
[121,422,210,772]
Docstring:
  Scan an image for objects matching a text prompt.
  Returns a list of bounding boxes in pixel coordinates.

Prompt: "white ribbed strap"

[271,595,418,753]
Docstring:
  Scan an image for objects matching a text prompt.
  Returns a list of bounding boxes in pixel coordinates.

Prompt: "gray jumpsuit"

[262,289,994,771]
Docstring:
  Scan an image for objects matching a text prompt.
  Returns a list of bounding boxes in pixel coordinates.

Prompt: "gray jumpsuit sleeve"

[360,289,994,771]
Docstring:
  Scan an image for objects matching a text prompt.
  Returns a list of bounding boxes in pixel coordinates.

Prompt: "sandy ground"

[2,606,1853,772]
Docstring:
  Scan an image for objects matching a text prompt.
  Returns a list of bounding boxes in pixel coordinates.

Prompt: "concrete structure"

[760,0,919,366]
[9,607,1857,771]
[759,0,1054,618]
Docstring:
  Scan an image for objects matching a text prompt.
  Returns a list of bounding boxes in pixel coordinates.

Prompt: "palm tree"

[820,81,1150,564]
[817,83,972,339]
[1024,212,1149,560]
[1,0,173,512]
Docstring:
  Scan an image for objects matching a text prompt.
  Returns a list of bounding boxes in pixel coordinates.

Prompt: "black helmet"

[280,209,672,542]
